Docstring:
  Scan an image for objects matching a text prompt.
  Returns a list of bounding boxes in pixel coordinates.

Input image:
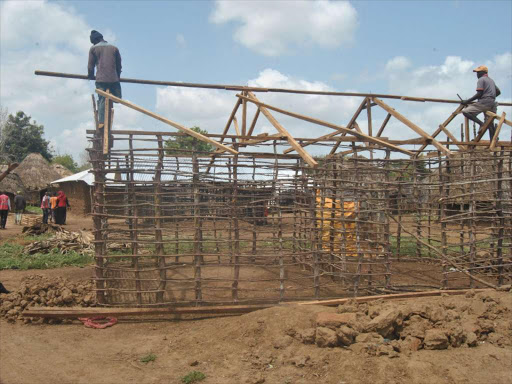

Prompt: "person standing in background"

[41,192,51,225]
[50,192,58,223]
[0,192,11,229]
[14,191,26,225]
[55,191,70,225]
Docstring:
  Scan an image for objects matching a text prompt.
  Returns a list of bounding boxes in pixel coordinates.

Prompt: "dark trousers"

[42,208,50,224]
[0,210,8,229]
[55,207,67,225]
[96,81,122,123]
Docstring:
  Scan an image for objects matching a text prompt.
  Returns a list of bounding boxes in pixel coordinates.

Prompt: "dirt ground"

[1,214,512,384]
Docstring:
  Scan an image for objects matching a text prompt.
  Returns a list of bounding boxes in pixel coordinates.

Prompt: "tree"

[165,127,214,154]
[0,111,53,162]
[53,154,79,173]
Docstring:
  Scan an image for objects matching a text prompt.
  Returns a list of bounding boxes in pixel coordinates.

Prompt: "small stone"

[355,332,384,344]
[465,332,478,347]
[400,336,422,352]
[189,360,199,367]
[365,309,402,338]
[299,328,316,344]
[336,325,358,346]
[423,329,449,350]
[315,327,338,348]
[316,312,357,329]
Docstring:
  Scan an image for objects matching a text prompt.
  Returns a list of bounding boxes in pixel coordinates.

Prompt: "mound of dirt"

[0,275,96,323]
[291,290,512,356]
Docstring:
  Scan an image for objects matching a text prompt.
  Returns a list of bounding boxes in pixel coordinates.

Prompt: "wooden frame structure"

[37,71,512,307]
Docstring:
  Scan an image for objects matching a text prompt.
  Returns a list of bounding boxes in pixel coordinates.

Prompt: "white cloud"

[176,33,186,47]
[210,0,358,56]
[385,56,412,71]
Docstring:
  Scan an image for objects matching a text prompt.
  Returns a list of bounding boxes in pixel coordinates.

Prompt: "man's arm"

[87,47,96,80]
[462,90,483,104]
[496,85,501,98]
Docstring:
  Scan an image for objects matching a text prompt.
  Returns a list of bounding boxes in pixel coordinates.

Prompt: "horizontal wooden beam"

[96,89,237,155]
[297,288,491,306]
[23,304,272,318]
[35,70,512,106]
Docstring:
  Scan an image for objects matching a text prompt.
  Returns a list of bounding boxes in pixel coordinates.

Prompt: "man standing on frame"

[461,65,501,140]
[87,30,122,127]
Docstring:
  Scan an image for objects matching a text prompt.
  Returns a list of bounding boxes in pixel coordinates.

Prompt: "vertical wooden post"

[91,95,105,305]
[242,90,247,137]
[231,144,240,302]
[155,135,166,303]
[495,150,504,286]
[468,152,476,288]
[128,135,142,305]
[103,90,111,155]
[464,117,470,143]
[193,150,202,303]
[439,153,448,289]
[384,150,392,289]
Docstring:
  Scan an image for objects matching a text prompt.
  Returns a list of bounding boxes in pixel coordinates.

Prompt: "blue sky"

[1,0,511,160]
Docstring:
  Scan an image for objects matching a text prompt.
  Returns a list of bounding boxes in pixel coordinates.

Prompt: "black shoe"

[0,283,10,294]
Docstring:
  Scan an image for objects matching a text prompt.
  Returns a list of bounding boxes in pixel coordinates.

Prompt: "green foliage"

[53,154,79,173]
[0,240,93,270]
[165,126,214,154]
[181,371,206,384]
[140,353,157,363]
[0,111,53,162]
[24,206,43,214]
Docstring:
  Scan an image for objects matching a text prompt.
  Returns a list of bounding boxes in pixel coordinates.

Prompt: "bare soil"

[1,214,511,384]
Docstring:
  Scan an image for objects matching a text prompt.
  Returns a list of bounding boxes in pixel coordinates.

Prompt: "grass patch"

[140,353,157,364]
[24,206,43,215]
[0,240,93,270]
[181,371,206,384]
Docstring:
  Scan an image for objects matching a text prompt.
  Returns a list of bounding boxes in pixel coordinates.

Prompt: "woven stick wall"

[88,131,511,307]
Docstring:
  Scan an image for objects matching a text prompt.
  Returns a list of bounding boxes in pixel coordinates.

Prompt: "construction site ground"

[1,214,511,384]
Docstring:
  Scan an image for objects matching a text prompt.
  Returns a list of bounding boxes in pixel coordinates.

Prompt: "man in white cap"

[461,65,501,139]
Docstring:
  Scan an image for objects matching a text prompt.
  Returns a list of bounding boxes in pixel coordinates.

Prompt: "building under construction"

[35,71,512,308]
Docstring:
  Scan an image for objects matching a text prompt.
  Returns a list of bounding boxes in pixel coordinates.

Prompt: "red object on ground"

[78,316,118,329]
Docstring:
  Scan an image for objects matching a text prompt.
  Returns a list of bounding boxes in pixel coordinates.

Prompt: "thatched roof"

[0,165,26,195]
[52,163,73,178]
[14,153,62,191]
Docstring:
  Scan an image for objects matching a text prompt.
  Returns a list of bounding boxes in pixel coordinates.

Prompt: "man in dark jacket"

[13,191,26,225]
[87,30,122,126]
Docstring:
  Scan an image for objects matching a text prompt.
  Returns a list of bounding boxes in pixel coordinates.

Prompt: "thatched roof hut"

[0,165,26,202]
[13,153,62,204]
[52,163,73,178]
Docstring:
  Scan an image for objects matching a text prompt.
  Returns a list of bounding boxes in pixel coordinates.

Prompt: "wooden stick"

[297,288,491,306]
[95,89,238,155]
[237,93,414,156]
[490,112,506,150]
[414,105,464,156]
[376,113,392,138]
[246,92,318,167]
[486,111,512,127]
[23,304,273,318]
[473,115,496,143]
[103,90,110,154]
[373,97,453,156]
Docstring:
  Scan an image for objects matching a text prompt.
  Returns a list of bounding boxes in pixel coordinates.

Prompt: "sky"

[1,0,511,161]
